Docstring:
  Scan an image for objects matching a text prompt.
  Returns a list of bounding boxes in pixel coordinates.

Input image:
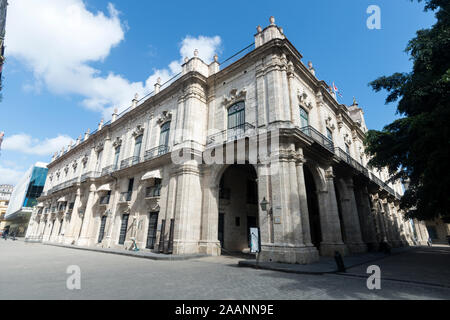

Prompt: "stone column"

[356,186,378,250]
[317,167,348,256]
[295,154,313,247]
[198,166,221,256]
[172,163,203,255]
[258,146,319,264]
[339,178,367,253]
[77,186,97,246]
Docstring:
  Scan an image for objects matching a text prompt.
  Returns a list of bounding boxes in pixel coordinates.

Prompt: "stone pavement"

[239,247,414,274]
[1,241,450,299]
[343,245,450,288]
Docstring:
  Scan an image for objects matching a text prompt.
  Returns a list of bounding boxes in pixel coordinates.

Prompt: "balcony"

[145,185,161,198]
[119,191,132,203]
[206,123,256,146]
[144,145,170,161]
[334,147,369,177]
[120,156,141,170]
[299,126,334,152]
[99,195,110,205]
[101,165,116,177]
[80,171,101,183]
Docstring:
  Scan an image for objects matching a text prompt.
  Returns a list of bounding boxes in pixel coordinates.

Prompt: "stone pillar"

[339,178,367,253]
[295,153,313,247]
[77,186,97,246]
[258,146,319,264]
[172,163,203,255]
[198,166,221,256]
[356,186,378,250]
[317,167,348,256]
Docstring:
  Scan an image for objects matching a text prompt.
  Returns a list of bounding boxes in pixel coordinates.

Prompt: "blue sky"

[0,0,436,184]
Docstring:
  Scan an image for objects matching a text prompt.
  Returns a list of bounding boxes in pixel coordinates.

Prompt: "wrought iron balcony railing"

[119,191,132,202]
[299,126,334,152]
[120,156,141,170]
[206,123,256,146]
[144,145,170,161]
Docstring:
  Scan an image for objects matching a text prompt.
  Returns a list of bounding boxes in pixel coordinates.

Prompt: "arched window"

[299,107,309,128]
[227,102,245,129]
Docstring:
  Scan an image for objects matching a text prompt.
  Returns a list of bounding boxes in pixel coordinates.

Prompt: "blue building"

[4,162,48,236]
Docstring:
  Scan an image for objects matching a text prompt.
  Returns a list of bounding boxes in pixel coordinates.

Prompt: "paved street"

[1,240,449,300]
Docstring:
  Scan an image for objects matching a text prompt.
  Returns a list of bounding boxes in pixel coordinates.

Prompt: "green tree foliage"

[365,0,450,222]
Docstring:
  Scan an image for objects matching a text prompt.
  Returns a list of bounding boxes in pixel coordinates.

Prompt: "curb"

[238,247,418,276]
[42,243,209,261]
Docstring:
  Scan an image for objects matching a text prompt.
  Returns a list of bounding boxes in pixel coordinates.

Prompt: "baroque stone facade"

[25,18,429,264]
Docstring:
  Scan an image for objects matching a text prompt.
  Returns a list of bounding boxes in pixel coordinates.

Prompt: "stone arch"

[215,163,259,253]
[304,162,327,192]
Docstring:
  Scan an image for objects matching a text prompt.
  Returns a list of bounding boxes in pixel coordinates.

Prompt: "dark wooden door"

[118,214,129,245]
[218,213,224,248]
[146,212,159,249]
[98,215,107,243]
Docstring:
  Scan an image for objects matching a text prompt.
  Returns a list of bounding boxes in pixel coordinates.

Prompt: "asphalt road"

[1,240,449,300]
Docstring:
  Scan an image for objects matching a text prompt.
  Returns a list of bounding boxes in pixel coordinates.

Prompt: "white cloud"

[7,0,222,118]
[2,134,74,156]
[0,165,25,185]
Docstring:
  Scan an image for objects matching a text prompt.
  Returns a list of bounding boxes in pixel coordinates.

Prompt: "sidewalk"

[238,247,416,275]
[42,242,208,261]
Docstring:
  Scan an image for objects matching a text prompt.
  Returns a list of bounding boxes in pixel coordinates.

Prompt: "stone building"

[25,18,428,264]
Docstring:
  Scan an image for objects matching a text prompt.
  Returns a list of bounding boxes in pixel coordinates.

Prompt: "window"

[228,102,245,129]
[146,179,162,198]
[299,107,309,128]
[326,128,333,142]
[95,150,103,173]
[133,135,143,163]
[345,143,351,155]
[113,147,120,170]
[159,122,170,147]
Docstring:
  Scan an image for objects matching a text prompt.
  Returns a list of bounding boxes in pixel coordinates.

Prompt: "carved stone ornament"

[112,137,122,148]
[72,160,78,170]
[95,142,104,153]
[325,115,336,131]
[222,88,247,106]
[56,171,61,178]
[64,165,69,174]
[132,124,144,138]
[81,154,89,165]
[337,114,344,130]
[298,89,313,110]
[157,111,172,125]
[344,133,352,145]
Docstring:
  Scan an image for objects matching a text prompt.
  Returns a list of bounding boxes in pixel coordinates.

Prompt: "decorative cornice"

[223,88,247,107]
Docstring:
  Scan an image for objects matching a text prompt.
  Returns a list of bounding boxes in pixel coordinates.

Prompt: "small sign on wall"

[273,217,281,224]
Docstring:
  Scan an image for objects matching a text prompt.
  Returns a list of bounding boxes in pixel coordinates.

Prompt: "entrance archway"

[218,164,258,253]
[304,166,322,250]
